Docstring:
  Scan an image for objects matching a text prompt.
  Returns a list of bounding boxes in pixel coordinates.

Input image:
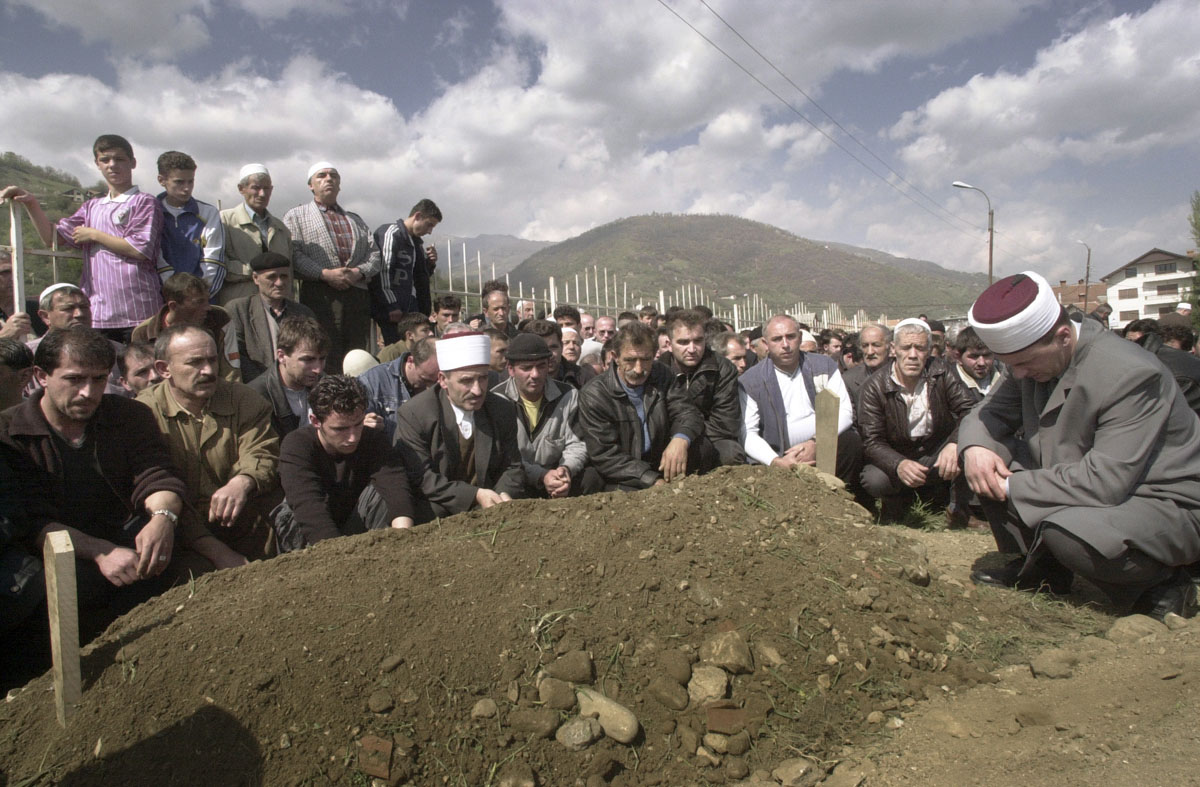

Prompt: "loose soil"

[0,465,1193,786]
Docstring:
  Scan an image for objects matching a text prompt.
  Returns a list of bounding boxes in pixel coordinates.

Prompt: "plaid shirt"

[281,200,381,283]
[317,203,355,264]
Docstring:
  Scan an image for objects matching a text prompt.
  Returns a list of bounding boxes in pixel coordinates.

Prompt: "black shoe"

[1131,569,1198,621]
[970,557,1073,596]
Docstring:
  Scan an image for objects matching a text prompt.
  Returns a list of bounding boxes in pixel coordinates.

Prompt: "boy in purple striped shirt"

[1,135,165,344]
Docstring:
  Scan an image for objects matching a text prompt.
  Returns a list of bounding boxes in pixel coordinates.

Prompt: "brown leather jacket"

[857,357,977,481]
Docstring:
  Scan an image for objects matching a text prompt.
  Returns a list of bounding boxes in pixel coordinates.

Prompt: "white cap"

[435,332,491,371]
[1177,302,1191,311]
[39,282,83,304]
[342,349,379,377]
[306,161,337,181]
[968,270,1062,354]
[561,327,580,339]
[581,338,604,357]
[799,329,816,345]
[893,317,931,335]
[238,163,269,180]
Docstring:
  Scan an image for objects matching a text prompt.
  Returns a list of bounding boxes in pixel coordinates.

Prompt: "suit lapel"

[437,390,461,472]
[474,403,493,485]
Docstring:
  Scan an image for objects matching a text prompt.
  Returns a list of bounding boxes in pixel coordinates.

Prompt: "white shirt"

[892,366,932,439]
[740,361,854,466]
[449,401,475,440]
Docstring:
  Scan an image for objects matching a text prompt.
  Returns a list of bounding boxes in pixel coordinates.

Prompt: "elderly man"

[1177,302,1192,318]
[857,318,977,523]
[219,164,292,305]
[665,310,744,469]
[577,321,703,490]
[248,316,329,439]
[494,333,599,497]
[275,375,413,551]
[580,312,595,340]
[479,281,518,338]
[372,199,441,345]
[26,283,125,396]
[961,271,1200,619]
[139,325,280,573]
[226,251,316,383]
[394,332,525,520]
[283,162,381,374]
[739,314,862,485]
[359,335,440,444]
[131,272,240,382]
[841,323,890,411]
[952,326,997,403]
[0,326,186,644]
[713,331,749,375]
[514,300,536,324]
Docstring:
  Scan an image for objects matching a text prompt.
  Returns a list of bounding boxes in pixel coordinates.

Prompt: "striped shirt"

[57,187,164,329]
[317,203,354,265]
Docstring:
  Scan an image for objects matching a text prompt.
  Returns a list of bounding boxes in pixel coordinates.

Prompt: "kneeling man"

[275,375,413,550]
[395,332,525,520]
[962,271,1200,619]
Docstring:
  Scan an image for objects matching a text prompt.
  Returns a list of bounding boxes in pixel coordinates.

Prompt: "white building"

[1100,248,1195,328]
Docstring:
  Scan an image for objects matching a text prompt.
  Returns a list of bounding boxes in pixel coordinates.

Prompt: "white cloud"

[8,0,213,60]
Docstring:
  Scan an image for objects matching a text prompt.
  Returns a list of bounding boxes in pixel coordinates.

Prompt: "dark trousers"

[273,484,393,553]
[300,281,370,375]
[691,435,746,473]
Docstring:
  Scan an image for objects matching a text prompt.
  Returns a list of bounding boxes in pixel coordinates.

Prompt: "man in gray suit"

[394,332,525,522]
[283,162,381,375]
[961,271,1200,620]
[226,251,315,384]
[218,164,292,306]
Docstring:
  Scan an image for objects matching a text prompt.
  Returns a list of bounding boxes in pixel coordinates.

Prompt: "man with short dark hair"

[226,251,316,383]
[524,318,595,389]
[665,310,744,469]
[131,272,241,382]
[952,326,997,402]
[377,312,434,363]
[372,199,442,344]
[218,163,292,305]
[638,305,659,327]
[284,162,382,374]
[360,335,440,444]
[485,327,509,372]
[117,342,161,395]
[0,338,33,410]
[925,319,947,357]
[553,304,582,332]
[739,315,862,485]
[275,374,414,551]
[432,294,462,337]
[156,150,225,298]
[962,271,1200,619]
[480,281,517,338]
[139,325,279,573]
[1126,318,1200,419]
[248,316,330,438]
[395,332,525,519]
[0,326,186,643]
[494,333,599,497]
[578,322,703,490]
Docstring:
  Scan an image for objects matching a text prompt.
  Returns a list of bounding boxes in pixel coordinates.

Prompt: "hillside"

[0,152,92,291]
[428,233,554,281]
[508,214,989,316]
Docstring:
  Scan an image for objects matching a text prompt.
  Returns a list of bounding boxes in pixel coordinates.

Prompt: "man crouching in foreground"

[961,271,1200,620]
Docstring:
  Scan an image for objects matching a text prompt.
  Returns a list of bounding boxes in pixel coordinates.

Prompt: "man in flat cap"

[225,251,316,384]
[219,164,292,306]
[961,271,1200,619]
[493,333,600,497]
[283,162,381,374]
[394,331,525,520]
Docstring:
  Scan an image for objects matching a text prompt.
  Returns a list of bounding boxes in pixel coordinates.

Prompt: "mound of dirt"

[1,465,1106,786]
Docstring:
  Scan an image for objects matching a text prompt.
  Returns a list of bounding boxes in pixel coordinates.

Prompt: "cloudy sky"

[2,0,1198,287]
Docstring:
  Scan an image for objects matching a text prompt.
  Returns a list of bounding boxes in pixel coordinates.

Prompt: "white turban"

[968,270,1062,354]
[436,332,491,371]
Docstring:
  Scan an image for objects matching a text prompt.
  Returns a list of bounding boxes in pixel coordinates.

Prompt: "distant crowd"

[3,133,1200,691]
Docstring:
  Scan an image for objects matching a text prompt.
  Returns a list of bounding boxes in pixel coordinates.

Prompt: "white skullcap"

[39,282,82,304]
[436,332,491,371]
[968,270,1062,354]
[893,317,931,335]
[342,349,379,377]
[1177,302,1191,311]
[561,327,580,338]
[581,338,604,357]
[238,163,269,180]
[306,161,337,181]
[799,329,816,345]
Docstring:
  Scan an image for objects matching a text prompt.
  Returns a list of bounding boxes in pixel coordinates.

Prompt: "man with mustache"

[394,332,525,521]
[139,325,280,573]
[841,322,890,414]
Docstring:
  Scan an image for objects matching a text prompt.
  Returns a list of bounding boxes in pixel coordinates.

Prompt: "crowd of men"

[2,134,1200,690]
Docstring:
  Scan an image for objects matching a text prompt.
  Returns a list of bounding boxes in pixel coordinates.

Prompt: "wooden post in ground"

[43,530,80,727]
[814,389,840,476]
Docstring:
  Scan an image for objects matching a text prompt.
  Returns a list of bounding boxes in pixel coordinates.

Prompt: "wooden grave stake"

[44,530,81,726]
[814,388,840,476]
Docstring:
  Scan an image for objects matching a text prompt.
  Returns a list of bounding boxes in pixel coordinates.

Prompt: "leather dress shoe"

[970,557,1073,596]
[1131,568,1198,621]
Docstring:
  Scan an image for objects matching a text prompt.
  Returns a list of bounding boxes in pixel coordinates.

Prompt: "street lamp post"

[1074,239,1092,315]
[953,181,994,285]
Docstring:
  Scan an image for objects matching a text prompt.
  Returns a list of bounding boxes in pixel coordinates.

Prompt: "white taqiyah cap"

[238,163,269,180]
[39,282,82,304]
[342,349,379,377]
[435,332,491,371]
[968,270,1062,354]
[1177,302,1191,311]
[893,317,931,335]
[799,329,816,345]
[306,161,337,181]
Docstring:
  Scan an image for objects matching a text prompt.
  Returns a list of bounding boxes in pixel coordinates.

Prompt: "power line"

[656,0,1040,267]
